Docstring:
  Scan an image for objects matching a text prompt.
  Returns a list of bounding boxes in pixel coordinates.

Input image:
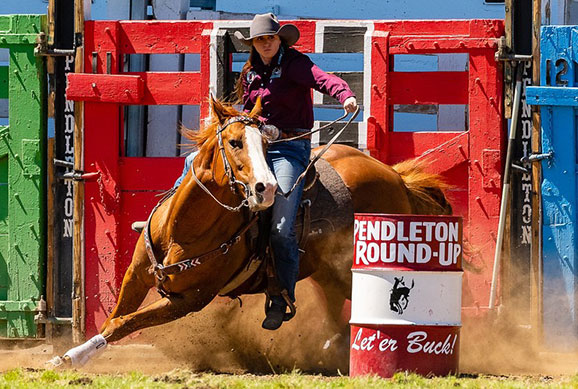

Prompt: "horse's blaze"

[245,125,277,210]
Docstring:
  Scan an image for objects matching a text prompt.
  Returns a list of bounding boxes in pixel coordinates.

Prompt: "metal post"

[490,66,524,309]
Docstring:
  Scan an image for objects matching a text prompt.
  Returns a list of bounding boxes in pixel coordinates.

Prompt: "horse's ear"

[210,95,227,125]
[248,97,262,118]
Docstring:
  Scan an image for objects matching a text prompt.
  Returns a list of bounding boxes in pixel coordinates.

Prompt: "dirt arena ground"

[2,279,578,387]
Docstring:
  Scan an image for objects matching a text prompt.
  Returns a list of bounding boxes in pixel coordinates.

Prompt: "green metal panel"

[0,14,46,338]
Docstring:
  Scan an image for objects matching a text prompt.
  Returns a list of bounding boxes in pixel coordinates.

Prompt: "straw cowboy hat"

[234,13,300,47]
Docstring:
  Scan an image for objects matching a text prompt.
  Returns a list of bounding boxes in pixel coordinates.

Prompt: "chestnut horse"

[50,97,451,367]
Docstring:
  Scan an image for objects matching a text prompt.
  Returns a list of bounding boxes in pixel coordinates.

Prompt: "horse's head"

[192,97,277,212]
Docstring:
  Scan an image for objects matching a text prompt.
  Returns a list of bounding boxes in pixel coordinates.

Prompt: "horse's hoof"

[45,355,71,368]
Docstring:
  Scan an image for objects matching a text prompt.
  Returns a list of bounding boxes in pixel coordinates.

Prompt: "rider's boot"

[262,297,286,330]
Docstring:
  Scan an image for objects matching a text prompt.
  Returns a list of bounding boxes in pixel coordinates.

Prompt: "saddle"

[217,157,354,304]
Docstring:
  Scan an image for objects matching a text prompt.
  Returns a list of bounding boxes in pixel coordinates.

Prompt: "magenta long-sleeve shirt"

[242,48,355,130]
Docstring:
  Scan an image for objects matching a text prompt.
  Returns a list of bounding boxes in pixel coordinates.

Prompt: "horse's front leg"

[52,287,217,367]
[101,287,216,342]
[99,256,153,333]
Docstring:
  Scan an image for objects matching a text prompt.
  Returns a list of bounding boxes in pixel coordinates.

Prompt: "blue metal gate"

[527,26,578,350]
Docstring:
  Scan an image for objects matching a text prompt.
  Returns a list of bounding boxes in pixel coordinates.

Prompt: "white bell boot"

[63,334,108,367]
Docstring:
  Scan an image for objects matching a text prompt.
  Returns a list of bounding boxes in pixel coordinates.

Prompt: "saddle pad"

[297,157,354,244]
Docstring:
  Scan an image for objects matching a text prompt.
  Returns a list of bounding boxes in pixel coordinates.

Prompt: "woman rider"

[234,13,357,330]
[175,13,357,330]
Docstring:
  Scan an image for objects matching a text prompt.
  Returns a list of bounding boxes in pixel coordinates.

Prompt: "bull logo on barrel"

[389,277,414,315]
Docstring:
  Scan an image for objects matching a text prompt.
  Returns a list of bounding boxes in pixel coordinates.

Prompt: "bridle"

[191,115,268,213]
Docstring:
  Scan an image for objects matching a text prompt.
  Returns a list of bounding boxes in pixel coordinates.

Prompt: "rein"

[280,106,360,198]
[270,109,351,144]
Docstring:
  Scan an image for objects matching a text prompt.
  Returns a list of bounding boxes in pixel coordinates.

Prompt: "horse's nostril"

[255,182,266,193]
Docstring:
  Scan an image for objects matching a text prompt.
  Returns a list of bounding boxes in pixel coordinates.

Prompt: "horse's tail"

[392,158,453,215]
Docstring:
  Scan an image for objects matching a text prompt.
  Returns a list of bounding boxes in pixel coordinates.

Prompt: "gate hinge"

[35,32,76,57]
[34,296,73,325]
[494,37,533,62]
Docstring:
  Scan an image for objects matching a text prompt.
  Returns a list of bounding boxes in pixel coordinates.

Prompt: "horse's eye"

[229,139,243,149]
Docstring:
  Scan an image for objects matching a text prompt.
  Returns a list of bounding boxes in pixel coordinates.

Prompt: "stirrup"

[264,291,296,322]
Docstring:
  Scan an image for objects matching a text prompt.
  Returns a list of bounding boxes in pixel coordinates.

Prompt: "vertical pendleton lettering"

[62,55,75,238]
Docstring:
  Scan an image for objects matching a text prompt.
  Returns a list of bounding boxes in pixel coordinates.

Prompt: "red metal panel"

[290,21,316,53]
[415,132,469,175]
[83,21,123,336]
[118,21,211,54]
[127,72,202,105]
[375,19,501,38]
[67,74,144,103]
[118,191,162,287]
[389,72,468,105]
[368,19,505,314]
[387,132,466,163]
[465,48,504,309]
[80,19,505,338]
[84,21,120,74]
[482,149,501,190]
[119,157,184,191]
[367,31,389,161]
[82,20,213,337]
[389,37,499,54]
[68,72,203,105]
[375,20,472,36]
[468,19,504,38]
[199,29,211,122]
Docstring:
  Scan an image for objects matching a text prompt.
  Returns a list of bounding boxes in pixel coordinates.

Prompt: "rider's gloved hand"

[343,96,358,114]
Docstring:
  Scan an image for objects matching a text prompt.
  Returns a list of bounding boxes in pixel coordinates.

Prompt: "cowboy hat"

[234,13,300,47]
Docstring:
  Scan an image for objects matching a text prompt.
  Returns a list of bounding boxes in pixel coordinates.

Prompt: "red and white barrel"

[349,213,463,378]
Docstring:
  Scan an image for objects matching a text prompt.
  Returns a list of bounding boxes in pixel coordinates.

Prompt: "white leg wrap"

[63,334,108,367]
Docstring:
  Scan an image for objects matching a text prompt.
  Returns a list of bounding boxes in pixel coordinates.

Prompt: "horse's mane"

[180,100,242,152]
[392,158,453,215]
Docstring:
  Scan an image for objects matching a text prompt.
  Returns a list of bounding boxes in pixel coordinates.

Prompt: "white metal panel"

[152,0,188,19]
[350,270,462,326]
[146,54,180,157]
